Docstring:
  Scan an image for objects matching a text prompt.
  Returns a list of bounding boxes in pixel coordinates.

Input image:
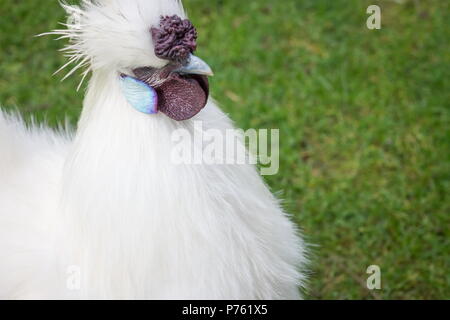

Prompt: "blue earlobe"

[120,75,158,115]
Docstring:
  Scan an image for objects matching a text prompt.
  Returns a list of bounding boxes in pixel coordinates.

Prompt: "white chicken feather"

[0,0,307,299]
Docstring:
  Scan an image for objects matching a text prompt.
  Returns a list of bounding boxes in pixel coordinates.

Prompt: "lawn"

[0,0,448,299]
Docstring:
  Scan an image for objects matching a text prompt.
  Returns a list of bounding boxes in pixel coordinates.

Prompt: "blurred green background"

[1,0,448,299]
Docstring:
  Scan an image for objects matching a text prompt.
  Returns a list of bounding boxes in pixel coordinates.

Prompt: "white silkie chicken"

[0,0,306,299]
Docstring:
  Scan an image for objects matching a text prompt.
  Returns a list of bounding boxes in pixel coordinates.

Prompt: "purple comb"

[151,15,198,64]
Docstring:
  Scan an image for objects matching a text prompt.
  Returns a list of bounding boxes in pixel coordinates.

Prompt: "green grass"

[1,0,449,299]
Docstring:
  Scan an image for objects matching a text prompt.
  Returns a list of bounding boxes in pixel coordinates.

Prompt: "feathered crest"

[38,1,98,91]
[38,0,187,91]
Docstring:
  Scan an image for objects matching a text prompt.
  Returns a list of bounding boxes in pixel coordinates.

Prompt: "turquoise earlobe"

[120,75,158,115]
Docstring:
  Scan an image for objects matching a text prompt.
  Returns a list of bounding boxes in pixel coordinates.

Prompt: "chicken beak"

[175,54,214,77]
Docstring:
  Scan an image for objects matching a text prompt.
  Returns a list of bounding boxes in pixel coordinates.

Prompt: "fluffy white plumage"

[0,0,307,299]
